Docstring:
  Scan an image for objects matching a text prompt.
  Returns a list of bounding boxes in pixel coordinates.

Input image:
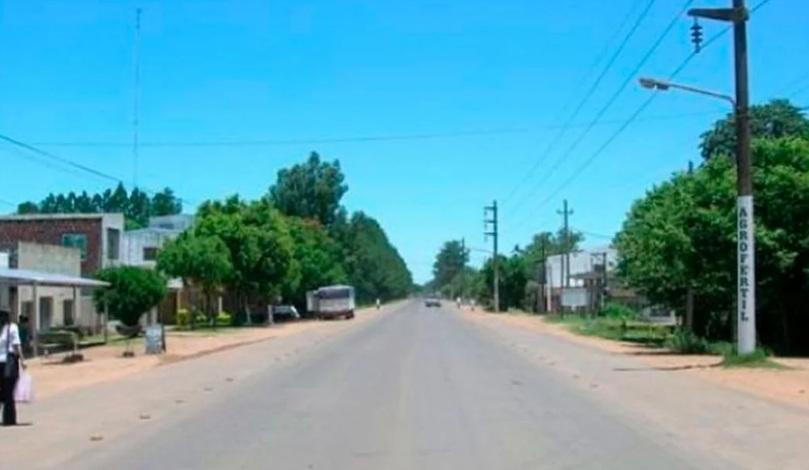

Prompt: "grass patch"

[550,314,669,347]
[721,348,786,369]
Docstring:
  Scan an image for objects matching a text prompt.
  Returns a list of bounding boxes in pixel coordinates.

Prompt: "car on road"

[425,297,442,308]
[272,305,301,321]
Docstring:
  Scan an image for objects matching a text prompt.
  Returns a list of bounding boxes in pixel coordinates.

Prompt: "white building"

[545,246,618,289]
[543,246,618,311]
[122,215,194,268]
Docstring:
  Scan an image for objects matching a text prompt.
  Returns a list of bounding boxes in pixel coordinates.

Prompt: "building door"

[39,297,53,331]
[63,299,75,326]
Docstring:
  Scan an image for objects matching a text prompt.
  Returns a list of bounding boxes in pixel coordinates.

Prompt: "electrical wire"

[507,0,696,220]
[501,0,656,205]
[0,133,199,207]
[25,111,727,148]
[512,0,777,231]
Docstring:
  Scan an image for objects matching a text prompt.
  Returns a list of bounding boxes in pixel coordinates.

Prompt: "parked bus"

[307,285,356,320]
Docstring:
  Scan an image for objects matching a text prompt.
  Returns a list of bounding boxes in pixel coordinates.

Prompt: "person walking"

[0,309,25,426]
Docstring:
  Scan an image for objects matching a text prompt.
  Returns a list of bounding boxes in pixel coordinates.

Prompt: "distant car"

[272,305,300,320]
[425,298,442,308]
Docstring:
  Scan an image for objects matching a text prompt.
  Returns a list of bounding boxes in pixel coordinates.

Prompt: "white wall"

[545,247,617,289]
[121,229,179,267]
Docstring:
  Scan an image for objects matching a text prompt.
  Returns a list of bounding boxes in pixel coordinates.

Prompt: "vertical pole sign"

[737,196,755,353]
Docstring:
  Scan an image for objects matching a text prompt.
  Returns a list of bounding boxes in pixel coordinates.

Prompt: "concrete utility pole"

[557,200,573,289]
[484,201,499,312]
[689,0,755,354]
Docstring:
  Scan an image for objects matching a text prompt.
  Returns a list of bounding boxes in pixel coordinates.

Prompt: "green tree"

[16,201,39,214]
[700,99,809,160]
[617,137,809,354]
[332,211,412,303]
[432,240,469,290]
[151,188,183,216]
[94,266,167,327]
[283,217,347,309]
[194,197,298,315]
[157,233,233,321]
[269,152,348,226]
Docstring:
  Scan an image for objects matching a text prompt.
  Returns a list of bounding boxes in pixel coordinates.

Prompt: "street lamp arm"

[638,77,735,107]
[666,81,736,107]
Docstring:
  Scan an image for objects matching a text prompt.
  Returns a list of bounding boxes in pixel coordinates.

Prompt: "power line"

[515,0,776,227]
[0,133,199,207]
[501,0,657,205]
[0,198,16,208]
[507,0,696,221]
[25,112,727,148]
[574,228,616,241]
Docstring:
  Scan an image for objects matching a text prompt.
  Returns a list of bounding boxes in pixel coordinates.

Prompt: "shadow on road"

[613,362,723,372]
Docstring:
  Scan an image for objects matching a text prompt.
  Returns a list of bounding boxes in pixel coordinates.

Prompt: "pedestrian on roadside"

[375,298,381,309]
[0,309,25,426]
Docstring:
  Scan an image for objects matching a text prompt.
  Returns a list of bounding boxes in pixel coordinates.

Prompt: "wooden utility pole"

[460,237,466,302]
[484,201,499,312]
[689,0,755,353]
[537,237,547,313]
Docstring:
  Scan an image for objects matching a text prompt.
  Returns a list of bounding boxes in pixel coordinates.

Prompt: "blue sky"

[0,0,807,283]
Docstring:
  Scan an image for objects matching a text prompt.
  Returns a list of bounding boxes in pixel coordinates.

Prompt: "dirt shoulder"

[464,308,809,411]
[26,305,389,399]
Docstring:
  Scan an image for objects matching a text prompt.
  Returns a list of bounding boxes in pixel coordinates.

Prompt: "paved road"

[7,301,809,469]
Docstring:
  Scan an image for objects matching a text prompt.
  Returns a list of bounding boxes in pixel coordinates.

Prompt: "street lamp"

[638,77,735,107]
[639,74,756,355]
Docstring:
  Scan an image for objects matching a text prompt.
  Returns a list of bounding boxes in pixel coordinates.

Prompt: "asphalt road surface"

[7,301,809,469]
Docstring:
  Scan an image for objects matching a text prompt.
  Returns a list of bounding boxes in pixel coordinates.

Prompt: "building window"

[63,299,75,326]
[107,228,120,261]
[62,233,88,260]
[143,246,159,261]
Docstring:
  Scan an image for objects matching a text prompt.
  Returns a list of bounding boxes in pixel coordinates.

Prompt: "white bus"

[307,285,356,320]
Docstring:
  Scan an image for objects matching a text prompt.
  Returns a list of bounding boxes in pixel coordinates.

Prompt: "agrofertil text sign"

[737,195,755,354]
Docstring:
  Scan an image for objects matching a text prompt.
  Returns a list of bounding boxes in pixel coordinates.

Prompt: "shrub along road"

[5,301,809,469]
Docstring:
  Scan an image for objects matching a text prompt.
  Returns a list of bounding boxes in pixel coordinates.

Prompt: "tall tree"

[16,184,183,228]
[151,188,183,216]
[432,240,468,290]
[194,197,298,314]
[283,217,347,308]
[332,211,412,303]
[617,137,809,354]
[269,152,348,226]
[700,99,809,160]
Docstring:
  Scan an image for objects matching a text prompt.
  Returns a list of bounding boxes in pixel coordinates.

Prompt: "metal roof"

[0,268,109,288]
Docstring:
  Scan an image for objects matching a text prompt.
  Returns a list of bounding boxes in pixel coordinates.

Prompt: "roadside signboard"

[145,324,163,354]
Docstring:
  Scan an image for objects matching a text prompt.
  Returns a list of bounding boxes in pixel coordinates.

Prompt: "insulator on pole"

[690,18,703,53]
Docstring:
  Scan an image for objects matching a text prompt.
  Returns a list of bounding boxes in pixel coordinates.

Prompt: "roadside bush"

[194,312,209,327]
[216,312,233,327]
[665,328,711,354]
[176,309,191,328]
[599,302,638,320]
